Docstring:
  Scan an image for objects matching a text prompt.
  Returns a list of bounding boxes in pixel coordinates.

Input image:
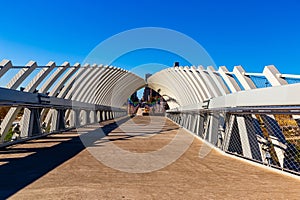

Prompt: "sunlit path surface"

[1,116,299,199]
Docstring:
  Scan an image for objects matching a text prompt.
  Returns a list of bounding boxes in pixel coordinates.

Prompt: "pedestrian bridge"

[0,59,300,198]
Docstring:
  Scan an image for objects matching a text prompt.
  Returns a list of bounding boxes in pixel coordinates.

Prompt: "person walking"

[265,151,272,166]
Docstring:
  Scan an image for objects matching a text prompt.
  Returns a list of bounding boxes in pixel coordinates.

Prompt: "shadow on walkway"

[0,117,129,199]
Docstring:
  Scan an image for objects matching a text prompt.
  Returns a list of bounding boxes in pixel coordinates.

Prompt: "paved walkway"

[0,116,299,199]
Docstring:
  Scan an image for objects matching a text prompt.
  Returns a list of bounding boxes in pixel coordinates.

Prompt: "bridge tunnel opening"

[127,86,170,117]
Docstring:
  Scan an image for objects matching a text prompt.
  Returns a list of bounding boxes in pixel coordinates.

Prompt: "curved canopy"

[0,59,146,108]
[147,65,296,110]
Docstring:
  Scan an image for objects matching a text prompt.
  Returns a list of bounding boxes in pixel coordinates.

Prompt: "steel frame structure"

[1,59,300,175]
[148,65,300,175]
[0,59,145,144]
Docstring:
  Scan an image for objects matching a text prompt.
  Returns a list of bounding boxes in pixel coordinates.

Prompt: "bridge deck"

[0,116,299,199]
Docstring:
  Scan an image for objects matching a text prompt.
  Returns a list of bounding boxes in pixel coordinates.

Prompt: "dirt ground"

[1,116,299,200]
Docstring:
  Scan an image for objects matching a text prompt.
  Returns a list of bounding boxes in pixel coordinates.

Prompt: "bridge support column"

[51,109,66,132]
[94,110,98,123]
[180,114,185,127]
[186,114,191,130]
[99,111,104,122]
[180,113,184,126]
[103,111,106,120]
[176,114,181,124]
[205,113,220,145]
[70,109,81,128]
[0,107,21,142]
[89,110,97,124]
[176,114,180,124]
[191,114,198,135]
[190,114,197,133]
[103,111,107,121]
[81,110,90,125]
[20,108,42,138]
[105,111,108,120]
[96,111,101,122]
[197,114,205,137]
[184,113,189,129]
[107,111,112,120]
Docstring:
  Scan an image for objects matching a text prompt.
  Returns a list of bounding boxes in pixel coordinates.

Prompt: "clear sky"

[1,0,300,75]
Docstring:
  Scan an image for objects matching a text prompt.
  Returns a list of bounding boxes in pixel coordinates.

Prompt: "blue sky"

[1,0,300,76]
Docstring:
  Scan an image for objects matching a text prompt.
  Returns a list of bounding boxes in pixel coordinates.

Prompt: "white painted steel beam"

[233,65,256,90]
[209,83,300,109]
[0,59,12,78]
[218,66,241,93]
[263,65,288,86]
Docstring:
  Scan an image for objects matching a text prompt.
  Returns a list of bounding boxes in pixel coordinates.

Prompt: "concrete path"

[0,116,299,199]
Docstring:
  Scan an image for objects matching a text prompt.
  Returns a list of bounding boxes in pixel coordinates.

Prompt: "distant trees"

[0,107,10,121]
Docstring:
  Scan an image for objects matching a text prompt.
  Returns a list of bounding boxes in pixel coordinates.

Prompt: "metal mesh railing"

[167,110,300,175]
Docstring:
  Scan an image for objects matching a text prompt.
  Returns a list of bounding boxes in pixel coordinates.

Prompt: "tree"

[0,107,10,120]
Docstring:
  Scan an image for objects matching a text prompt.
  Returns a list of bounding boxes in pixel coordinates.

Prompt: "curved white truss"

[147,65,300,110]
[1,59,300,175]
[0,59,145,142]
[149,64,300,174]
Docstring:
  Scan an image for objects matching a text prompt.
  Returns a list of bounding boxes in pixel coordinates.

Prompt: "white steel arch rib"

[0,60,12,78]
[0,59,146,142]
[0,61,56,140]
[169,68,191,106]
[206,66,229,95]
[70,64,98,101]
[147,64,300,110]
[93,66,120,105]
[179,67,201,103]
[88,65,114,104]
[65,64,93,100]
[95,67,126,106]
[100,70,129,106]
[2,59,300,141]
[41,62,80,125]
[79,65,105,103]
[197,66,220,98]
[195,66,213,99]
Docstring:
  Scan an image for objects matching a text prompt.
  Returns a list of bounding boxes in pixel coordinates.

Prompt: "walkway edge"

[170,119,300,181]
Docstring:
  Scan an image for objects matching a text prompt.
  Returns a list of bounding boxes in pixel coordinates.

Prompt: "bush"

[4,128,13,142]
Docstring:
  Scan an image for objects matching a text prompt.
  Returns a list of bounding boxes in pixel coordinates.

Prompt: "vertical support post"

[98,111,103,122]
[103,111,108,121]
[207,113,219,145]
[51,109,66,132]
[20,108,42,138]
[83,110,90,125]
[70,109,81,127]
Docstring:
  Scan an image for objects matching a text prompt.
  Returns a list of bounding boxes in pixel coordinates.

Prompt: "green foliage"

[4,128,13,142]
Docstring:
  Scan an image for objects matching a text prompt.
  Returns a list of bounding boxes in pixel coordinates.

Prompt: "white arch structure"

[148,65,300,174]
[0,59,145,142]
[147,65,300,110]
[1,59,300,175]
